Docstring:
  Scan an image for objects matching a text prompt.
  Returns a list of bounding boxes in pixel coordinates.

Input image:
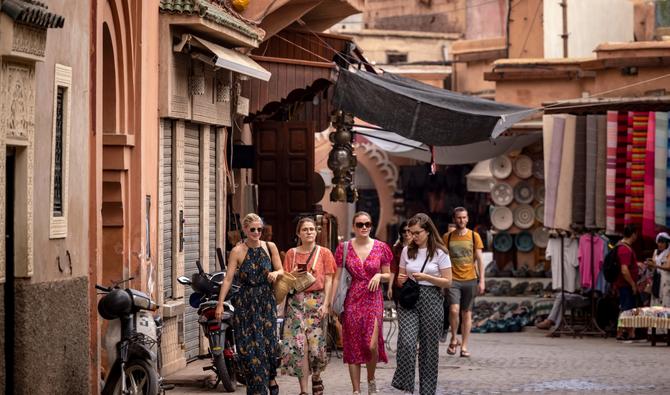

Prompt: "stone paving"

[166,324,670,394]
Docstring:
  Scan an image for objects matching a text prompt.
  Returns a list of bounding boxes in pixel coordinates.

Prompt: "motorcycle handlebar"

[95,284,111,292]
[195,260,204,274]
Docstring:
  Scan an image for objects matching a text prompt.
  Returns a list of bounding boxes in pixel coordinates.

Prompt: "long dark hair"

[394,220,408,248]
[406,213,448,260]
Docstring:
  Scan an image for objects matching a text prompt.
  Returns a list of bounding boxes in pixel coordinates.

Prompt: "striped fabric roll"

[624,112,634,226]
[655,112,669,226]
[543,115,565,229]
[585,115,598,228]
[555,115,576,231]
[572,115,587,226]
[667,116,670,227]
[595,115,608,229]
[630,112,649,228]
[618,112,630,232]
[643,112,655,239]
[606,111,618,234]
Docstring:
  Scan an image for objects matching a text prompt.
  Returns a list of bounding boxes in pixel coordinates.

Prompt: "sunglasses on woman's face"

[248,227,263,233]
[355,221,372,229]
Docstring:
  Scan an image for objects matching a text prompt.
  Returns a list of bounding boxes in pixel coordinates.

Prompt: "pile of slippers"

[471,300,535,333]
[486,262,552,279]
[485,279,553,297]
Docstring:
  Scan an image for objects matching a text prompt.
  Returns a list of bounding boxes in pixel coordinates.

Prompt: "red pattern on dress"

[335,239,393,364]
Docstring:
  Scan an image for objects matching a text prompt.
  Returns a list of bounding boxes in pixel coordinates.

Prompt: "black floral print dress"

[231,244,279,395]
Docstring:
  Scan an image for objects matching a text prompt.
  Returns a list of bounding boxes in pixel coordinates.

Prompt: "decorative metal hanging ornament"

[328,110,358,202]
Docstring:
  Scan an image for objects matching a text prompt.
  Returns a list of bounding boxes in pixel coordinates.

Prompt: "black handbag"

[398,254,430,309]
[651,270,661,299]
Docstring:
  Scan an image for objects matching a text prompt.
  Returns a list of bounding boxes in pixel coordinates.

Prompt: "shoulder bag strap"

[309,246,321,272]
[303,245,317,271]
[418,251,430,273]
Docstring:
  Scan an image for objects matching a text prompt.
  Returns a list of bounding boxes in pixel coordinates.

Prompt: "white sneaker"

[368,379,378,395]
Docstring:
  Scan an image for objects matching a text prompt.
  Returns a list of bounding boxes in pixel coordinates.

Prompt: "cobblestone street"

[167,325,670,394]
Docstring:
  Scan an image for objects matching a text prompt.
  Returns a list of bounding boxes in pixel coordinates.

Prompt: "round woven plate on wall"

[513,204,535,229]
[535,186,545,204]
[514,181,534,204]
[491,206,514,230]
[493,231,514,252]
[490,155,513,179]
[535,204,545,224]
[532,227,549,248]
[515,231,534,252]
[532,159,544,179]
[491,182,514,206]
[513,155,533,179]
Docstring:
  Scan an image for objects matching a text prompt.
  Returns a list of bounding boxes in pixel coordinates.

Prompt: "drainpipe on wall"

[505,0,512,57]
[561,0,568,58]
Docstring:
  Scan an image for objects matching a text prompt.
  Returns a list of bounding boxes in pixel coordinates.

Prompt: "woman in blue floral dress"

[216,213,284,395]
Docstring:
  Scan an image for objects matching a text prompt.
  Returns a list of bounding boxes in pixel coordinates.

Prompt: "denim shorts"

[618,286,637,312]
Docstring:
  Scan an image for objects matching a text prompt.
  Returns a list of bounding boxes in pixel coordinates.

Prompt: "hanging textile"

[572,116,587,227]
[546,236,580,293]
[543,115,565,229]
[606,111,618,234]
[624,112,634,226]
[554,115,576,231]
[655,112,668,226]
[595,115,608,229]
[643,112,656,239]
[629,112,648,228]
[577,233,605,289]
[585,115,598,228]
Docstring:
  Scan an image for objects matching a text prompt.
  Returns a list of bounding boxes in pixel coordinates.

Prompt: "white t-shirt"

[400,246,452,286]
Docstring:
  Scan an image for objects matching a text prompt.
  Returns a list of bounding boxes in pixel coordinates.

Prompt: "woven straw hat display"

[491,182,514,206]
[513,204,535,229]
[513,155,533,179]
[493,231,513,252]
[490,155,513,179]
[491,206,514,230]
[513,180,534,204]
[532,227,549,248]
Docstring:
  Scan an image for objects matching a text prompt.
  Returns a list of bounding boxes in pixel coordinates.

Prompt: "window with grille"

[49,64,72,239]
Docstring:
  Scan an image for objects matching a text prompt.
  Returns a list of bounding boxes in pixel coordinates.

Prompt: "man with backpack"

[441,207,484,358]
[610,225,640,340]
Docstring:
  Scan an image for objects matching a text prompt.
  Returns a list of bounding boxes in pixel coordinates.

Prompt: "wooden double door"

[253,121,316,252]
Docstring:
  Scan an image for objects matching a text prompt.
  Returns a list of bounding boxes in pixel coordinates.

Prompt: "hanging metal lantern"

[328,110,357,202]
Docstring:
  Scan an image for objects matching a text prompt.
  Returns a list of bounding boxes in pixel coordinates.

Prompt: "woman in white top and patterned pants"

[392,213,452,395]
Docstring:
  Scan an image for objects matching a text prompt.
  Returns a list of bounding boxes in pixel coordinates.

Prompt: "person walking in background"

[391,213,452,395]
[647,231,670,308]
[215,213,284,395]
[332,211,393,395]
[615,225,640,341]
[389,221,412,303]
[442,207,484,358]
[280,217,336,395]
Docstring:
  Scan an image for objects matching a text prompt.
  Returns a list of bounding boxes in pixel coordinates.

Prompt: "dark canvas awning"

[332,69,537,146]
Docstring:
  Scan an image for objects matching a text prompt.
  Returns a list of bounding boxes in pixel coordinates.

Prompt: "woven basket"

[273,272,296,302]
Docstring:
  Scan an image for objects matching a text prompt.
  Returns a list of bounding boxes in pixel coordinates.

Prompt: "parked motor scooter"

[177,248,240,392]
[97,278,167,395]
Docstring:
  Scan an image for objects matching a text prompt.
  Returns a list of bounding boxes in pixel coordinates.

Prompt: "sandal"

[312,376,324,395]
[447,341,458,355]
[460,349,471,358]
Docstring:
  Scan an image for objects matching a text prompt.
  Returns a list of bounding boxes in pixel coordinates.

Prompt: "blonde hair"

[242,213,263,228]
[352,211,372,225]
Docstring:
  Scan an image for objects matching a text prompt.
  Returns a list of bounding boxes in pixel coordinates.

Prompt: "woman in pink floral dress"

[333,211,393,395]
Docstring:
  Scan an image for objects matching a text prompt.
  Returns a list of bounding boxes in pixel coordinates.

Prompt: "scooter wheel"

[213,355,235,392]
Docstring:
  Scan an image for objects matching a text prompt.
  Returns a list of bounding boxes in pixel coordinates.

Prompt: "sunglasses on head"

[248,227,263,233]
[355,221,372,229]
